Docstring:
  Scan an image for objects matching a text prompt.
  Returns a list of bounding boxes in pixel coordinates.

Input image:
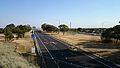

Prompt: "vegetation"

[2,24,31,42]
[77,28,82,32]
[101,28,113,43]
[4,24,15,41]
[5,24,15,32]
[4,28,14,41]
[41,23,70,35]
[0,28,4,33]
[40,22,120,44]
[0,42,38,68]
[101,23,120,44]
[15,25,31,38]
[41,23,58,32]
[58,24,69,35]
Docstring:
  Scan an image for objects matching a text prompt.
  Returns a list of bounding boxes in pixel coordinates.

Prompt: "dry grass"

[0,42,38,68]
[50,32,100,45]
[0,34,5,42]
[0,32,39,68]
[0,32,34,53]
[13,32,34,53]
[50,32,120,64]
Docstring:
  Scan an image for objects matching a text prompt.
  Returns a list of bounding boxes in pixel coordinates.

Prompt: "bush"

[101,24,120,44]
[4,28,14,41]
[0,28,4,33]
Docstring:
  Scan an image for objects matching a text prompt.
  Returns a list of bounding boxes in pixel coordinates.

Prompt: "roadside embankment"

[0,42,38,68]
[0,32,39,68]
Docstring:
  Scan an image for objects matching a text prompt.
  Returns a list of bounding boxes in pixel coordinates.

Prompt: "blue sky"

[0,0,120,28]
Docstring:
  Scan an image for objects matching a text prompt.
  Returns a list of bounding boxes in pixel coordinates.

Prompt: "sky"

[0,0,120,28]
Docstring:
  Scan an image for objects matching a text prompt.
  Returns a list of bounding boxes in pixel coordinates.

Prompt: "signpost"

[31,33,37,54]
[31,33,35,40]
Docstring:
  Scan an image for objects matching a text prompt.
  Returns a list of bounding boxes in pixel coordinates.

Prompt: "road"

[34,30,119,68]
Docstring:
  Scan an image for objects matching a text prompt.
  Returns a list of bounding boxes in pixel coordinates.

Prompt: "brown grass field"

[0,32,34,53]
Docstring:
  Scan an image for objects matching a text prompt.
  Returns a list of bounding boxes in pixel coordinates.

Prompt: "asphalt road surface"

[34,31,119,68]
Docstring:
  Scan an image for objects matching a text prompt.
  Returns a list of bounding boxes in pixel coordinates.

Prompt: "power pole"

[58,20,60,34]
[59,20,60,25]
[70,22,71,28]
[101,23,104,34]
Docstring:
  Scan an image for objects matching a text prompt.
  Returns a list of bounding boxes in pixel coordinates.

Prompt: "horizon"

[0,0,120,28]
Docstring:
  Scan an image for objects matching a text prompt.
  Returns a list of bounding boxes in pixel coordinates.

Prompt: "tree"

[41,23,47,31]
[16,25,31,37]
[112,25,120,44]
[25,24,31,32]
[41,23,59,32]
[0,28,4,33]
[3,24,31,41]
[77,28,82,32]
[119,21,120,23]
[5,24,15,32]
[13,27,23,39]
[101,28,113,43]
[4,24,15,41]
[4,28,14,41]
[58,24,69,35]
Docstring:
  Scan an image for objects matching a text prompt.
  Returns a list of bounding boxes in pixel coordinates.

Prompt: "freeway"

[34,31,119,68]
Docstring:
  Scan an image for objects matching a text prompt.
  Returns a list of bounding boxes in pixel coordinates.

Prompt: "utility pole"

[101,23,104,34]
[58,20,60,34]
[59,20,60,25]
[70,22,71,28]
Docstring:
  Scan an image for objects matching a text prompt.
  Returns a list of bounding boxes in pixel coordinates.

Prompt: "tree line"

[41,23,120,44]
[0,24,31,42]
[41,23,69,35]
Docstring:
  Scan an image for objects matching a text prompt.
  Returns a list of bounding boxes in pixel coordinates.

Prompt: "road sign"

[31,47,35,53]
[31,33,35,39]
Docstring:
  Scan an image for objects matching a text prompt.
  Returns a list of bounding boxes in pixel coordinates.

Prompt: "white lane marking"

[51,36,113,68]
[34,33,47,68]
[36,33,60,68]
[49,42,58,50]
[50,42,57,45]
[50,36,71,48]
